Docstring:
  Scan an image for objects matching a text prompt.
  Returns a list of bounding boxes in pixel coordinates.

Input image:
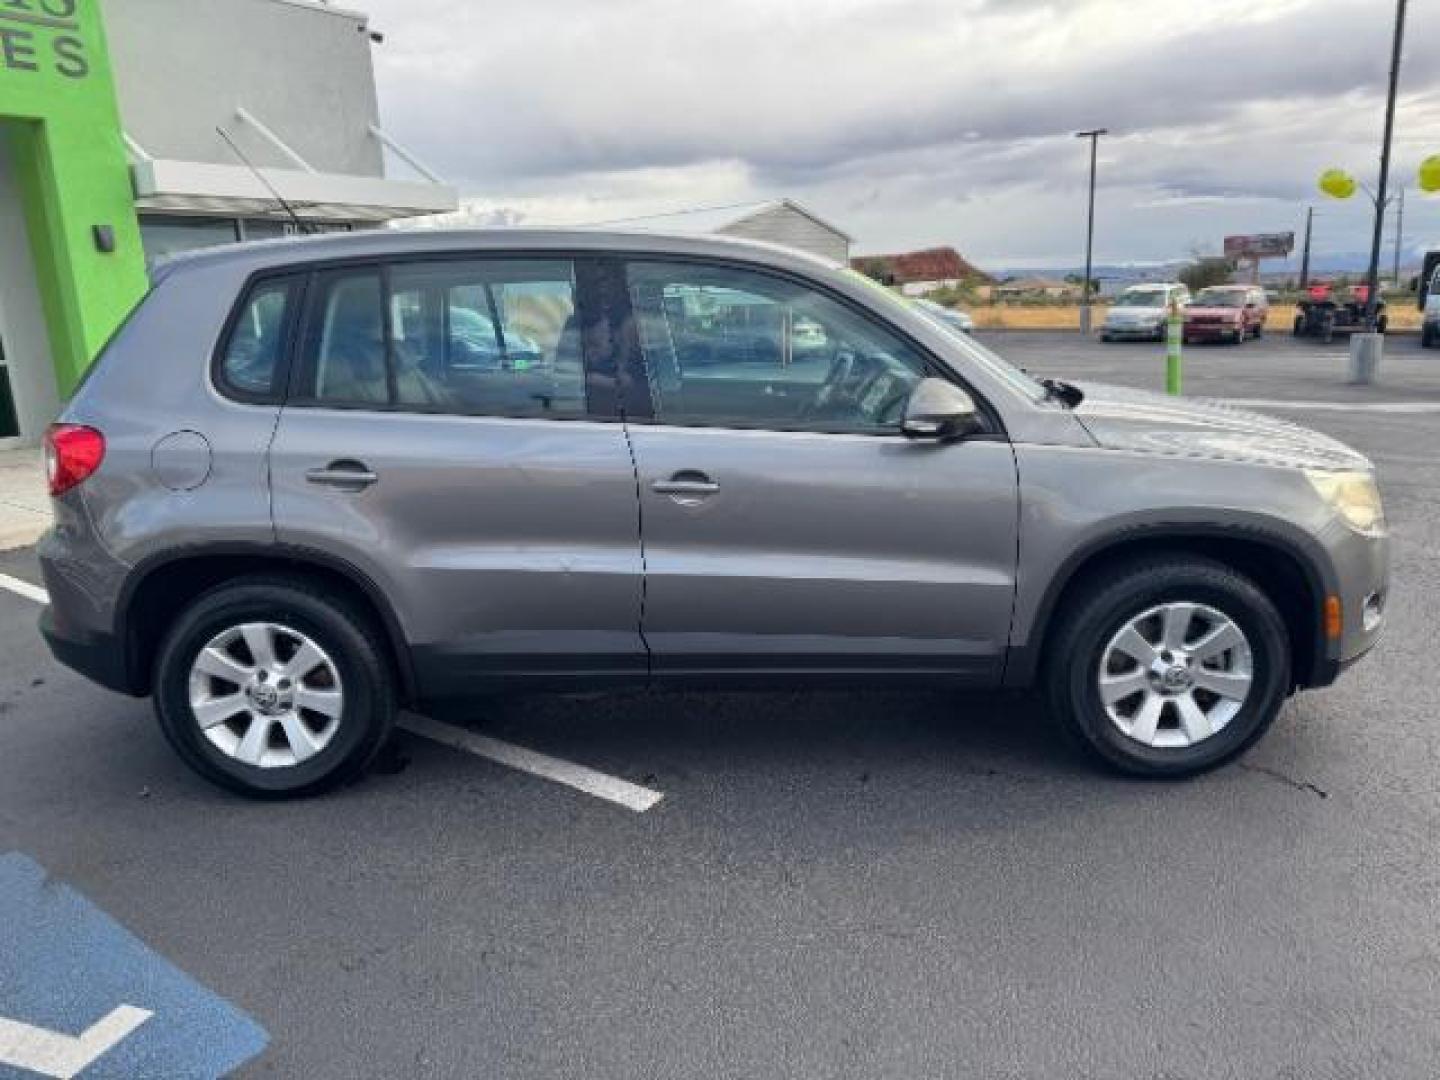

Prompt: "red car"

[1183,285,1268,344]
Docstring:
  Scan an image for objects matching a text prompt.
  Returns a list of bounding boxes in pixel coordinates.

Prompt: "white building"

[604,199,853,264]
[110,0,459,265]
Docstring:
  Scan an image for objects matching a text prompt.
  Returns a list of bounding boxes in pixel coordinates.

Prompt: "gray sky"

[360,0,1440,268]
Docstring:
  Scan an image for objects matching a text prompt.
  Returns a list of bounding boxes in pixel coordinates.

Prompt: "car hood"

[1070,381,1372,471]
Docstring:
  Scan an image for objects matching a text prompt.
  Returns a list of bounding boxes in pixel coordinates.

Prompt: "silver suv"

[38,230,1389,797]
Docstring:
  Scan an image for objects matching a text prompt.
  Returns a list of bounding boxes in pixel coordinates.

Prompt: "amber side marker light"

[1324,595,1343,641]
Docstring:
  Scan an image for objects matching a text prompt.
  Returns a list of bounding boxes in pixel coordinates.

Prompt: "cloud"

[362,0,1440,263]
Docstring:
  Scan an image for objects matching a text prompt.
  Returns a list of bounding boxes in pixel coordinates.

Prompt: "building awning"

[130,159,459,223]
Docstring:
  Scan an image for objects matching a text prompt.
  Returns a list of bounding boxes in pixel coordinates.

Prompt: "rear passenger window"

[220,279,294,399]
[299,260,586,418]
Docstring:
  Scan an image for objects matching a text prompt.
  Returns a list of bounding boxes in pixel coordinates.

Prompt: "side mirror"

[901,378,982,441]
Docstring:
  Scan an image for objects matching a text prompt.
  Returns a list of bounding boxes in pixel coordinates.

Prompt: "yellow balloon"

[1319,168,1358,199]
[1420,155,1440,194]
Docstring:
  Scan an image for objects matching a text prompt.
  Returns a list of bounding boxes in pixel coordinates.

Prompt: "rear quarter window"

[216,277,300,403]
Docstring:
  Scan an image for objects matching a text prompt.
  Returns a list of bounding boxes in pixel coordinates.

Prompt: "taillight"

[44,424,106,497]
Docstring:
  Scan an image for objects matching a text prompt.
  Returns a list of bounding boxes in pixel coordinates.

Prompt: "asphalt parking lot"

[2,330,1439,1078]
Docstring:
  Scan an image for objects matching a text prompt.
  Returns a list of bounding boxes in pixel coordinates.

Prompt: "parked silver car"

[39,230,1388,796]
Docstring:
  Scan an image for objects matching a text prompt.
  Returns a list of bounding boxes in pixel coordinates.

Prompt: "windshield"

[1114,290,1167,308]
[1194,289,1246,307]
[841,269,1047,402]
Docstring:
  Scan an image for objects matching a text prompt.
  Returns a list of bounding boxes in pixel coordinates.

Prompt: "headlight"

[1306,469,1386,536]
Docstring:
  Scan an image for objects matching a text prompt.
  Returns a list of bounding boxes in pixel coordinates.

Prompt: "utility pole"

[1299,206,1314,289]
[1392,186,1405,284]
[1075,128,1107,335]
[1362,0,1406,330]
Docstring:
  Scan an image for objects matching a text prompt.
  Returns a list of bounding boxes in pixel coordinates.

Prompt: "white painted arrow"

[0,1006,153,1079]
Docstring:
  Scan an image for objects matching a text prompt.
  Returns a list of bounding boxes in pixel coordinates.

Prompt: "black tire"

[1044,557,1291,778]
[153,575,396,798]
[1321,316,1335,344]
[1424,325,1438,349]
[1253,321,1264,339]
[1292,315,1304,337]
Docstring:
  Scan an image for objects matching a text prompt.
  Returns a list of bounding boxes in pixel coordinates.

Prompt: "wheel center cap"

[249,682,282,714]
[1160,665,1193,692]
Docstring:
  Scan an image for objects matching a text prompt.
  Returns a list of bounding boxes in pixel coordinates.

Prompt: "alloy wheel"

[1097,602,1253,749]
[187,622,345,769]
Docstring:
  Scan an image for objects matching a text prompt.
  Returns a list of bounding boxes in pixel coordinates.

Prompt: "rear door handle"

[305,460,378,489]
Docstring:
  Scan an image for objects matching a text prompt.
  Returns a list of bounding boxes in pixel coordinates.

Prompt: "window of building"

[626,261,928,433]
[138,215,241,271]
[300,260,585,417]
[218,278,296,400]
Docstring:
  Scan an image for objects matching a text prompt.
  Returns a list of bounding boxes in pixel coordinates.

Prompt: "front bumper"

[1311,524,1390,687]
[1184,322,1245,340]
[1102,323,1166,340]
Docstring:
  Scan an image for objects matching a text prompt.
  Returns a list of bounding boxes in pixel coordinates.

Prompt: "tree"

[1178,256,1235,291]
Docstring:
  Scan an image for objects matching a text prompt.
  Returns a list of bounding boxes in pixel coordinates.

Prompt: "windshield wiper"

[1041,378,1084,408]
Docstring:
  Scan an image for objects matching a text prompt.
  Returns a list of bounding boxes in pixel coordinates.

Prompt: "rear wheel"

[154,576,396,798]
[1292,315,1305,337]
[1424,324,1438,349]
[1045,558,1290,778]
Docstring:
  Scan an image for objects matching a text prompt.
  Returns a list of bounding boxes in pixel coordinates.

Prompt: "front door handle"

[305,460,378,489]
[651,471,719,498]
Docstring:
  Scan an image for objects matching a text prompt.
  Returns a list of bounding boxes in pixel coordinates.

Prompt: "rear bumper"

[38,603,139,695]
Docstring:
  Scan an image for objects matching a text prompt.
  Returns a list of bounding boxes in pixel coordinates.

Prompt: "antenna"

[215,125,313,236]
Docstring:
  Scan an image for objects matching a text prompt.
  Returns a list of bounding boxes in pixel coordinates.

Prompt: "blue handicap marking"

[0,853,268,1078]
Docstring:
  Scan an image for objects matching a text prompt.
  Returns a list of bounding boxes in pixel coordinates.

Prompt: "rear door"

[268,255,646,695]
[618,259,1020,683]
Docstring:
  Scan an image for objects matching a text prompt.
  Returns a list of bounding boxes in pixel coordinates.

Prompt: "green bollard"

[1165,302,1183,396]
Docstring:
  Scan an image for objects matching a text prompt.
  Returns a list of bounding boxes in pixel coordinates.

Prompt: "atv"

[1293,283,1387,343]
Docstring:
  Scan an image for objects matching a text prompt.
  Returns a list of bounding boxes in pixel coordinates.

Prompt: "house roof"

[586,198,854,242]
[851,247,990,285]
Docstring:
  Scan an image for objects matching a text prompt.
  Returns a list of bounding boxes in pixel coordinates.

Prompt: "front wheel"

[154,576,396,798]
[1424,324,1438,349]
[1045,558,1290,778]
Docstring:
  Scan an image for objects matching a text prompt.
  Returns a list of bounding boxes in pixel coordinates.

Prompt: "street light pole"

[1299,206,1314,289]
[1075,128,1107,335]
[1363,0,1407,329]
[1392,186,1405,285]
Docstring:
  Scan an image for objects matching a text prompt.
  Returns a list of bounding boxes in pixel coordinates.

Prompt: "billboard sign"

[1224,233,1295,259]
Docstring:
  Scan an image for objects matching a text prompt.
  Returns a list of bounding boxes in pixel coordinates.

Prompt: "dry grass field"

[968,303,1423,332]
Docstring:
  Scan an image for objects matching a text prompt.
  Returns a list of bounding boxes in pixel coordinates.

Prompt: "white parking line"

[401,713,664,813]
[1227,398,1440,414]
[0,573,48,605]
[0,571,663,813]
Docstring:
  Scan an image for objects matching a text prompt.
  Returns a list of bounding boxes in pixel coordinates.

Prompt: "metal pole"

[1364,0,1407,328]
[1299,206,1313,289]
[1393,187,1405,285]
[1075,129,1107,334]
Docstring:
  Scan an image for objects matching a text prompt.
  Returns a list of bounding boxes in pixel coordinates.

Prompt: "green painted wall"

[0,0,148,395]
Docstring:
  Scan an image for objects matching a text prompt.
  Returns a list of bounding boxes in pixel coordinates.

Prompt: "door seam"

[621,417,655,675]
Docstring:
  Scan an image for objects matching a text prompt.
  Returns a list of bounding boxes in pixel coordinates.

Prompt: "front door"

[619,259,1019,682]
[268,255,645,695]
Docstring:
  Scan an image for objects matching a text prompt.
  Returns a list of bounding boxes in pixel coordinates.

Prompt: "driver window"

[626,261,928,433]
